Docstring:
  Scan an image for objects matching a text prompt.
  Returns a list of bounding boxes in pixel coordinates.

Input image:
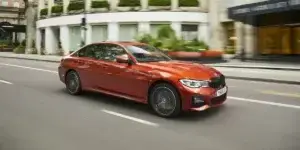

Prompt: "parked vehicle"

[58,41,227,117]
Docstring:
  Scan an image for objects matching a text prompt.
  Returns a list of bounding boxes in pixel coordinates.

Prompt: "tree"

[23,0,37,54]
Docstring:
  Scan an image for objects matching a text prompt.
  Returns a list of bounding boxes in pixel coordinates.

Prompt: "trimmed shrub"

[51,5,63,14]
[179,0,199,7]
[157,25,176,39]
[13,45,25,54]
[40,8,48,16]
[149,0,171,6]
[91,0,109,8]
[118,0,140,7]
[68,1,84,11]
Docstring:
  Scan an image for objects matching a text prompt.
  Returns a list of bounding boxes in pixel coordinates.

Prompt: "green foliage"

[21,39,26,46]
[118,0,140,7]
[157,25,176,39]
[68,1,84,11]
[92,0,109,8]
[40,8,48,16]
[136,27,208,52]
[179,0,199,7]
[51,5,63,14]
[13,45,25,54]
[224,48,236,54]
[148,0,171,6]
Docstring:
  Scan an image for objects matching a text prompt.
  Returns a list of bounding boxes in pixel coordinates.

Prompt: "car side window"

[94,44,127,62]
[77,45,96,59]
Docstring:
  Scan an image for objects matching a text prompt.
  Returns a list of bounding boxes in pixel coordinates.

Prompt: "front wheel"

[65,70,82,95]
[149,83,181,118]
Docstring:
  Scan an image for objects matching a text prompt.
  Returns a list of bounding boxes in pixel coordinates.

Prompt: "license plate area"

[216,86,227,97]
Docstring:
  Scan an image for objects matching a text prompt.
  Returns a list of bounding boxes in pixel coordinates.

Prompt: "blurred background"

[0,0,299,63]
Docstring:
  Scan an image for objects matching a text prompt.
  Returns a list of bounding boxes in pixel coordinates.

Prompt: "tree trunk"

[25,1,37,54]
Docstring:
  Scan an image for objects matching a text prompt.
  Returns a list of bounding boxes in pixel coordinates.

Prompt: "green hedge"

[149,0,171,6]
[118,0,140,7]
[51,5,63,14]
[179,0,199,7]
[68,1,84,11]
[92,1,109,8]
[40,8,48,16]
[13,45,25,54]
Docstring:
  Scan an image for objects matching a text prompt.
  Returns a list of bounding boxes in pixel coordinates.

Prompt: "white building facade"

[36,0,209,55]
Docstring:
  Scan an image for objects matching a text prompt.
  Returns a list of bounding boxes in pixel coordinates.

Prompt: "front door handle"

[102,64,109,69]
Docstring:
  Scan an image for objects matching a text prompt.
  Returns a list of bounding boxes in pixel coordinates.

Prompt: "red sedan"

[58,41,227,117]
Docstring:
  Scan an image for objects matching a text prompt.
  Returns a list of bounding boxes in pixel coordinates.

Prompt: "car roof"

[93,41,147,46]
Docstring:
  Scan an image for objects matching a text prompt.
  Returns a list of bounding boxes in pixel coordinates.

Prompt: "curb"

[211,65,300,71]
[0,56,60,63]
[226,76,300,85]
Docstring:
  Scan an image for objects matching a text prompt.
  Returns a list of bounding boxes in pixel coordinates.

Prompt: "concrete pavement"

[1,58,300,150]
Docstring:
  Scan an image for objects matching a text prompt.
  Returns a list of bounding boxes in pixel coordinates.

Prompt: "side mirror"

[116,55,133,65]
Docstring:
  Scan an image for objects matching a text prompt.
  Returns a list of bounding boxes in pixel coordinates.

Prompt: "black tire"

[65,70,82,95]
[149,83,181,118]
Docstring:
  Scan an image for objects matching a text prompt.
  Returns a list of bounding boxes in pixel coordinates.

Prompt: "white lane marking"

[0,63,58,74]
[260,90,300,98]
[0,79,13,85]
[229,96,300,109]
[102,109,159,127]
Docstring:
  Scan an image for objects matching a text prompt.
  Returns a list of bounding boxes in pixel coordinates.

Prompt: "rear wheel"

[65,70,82,95]
[149,83,181,118]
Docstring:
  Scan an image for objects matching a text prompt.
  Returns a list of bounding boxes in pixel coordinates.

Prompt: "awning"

[0,22,26,33]
[228,0,300,21]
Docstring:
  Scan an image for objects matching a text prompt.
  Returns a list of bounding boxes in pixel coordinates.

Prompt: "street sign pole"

[81,1,87,47]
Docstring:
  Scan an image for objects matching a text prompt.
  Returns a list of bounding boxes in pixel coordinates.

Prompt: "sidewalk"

[1,52,300,85]
[209,60,300,71]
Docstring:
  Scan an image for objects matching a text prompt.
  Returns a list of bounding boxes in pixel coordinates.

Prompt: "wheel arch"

[147,79,182,105]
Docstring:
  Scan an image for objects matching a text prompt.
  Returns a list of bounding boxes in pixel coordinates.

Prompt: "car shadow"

[174,105,227,121]
[58,88,226,121]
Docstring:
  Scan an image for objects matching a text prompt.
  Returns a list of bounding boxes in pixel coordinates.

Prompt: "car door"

[74,44,99,89]
[91,44,117,91]
[100,44,150,101]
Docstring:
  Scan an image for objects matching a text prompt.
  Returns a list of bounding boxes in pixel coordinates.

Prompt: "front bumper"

[179,85,228,111]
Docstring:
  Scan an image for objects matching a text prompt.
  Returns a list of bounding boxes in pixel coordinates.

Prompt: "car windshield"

[125,45,172,62]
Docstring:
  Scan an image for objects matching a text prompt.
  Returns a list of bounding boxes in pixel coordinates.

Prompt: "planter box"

[179,7,200,11]
[167,50,223,59]
[148,6,171,11]
[39,15,47,19]
[167,50,225,63]
[51,13,62,17]
[117,6,141,11]
[68,9,84,14]
[90,8,109,13]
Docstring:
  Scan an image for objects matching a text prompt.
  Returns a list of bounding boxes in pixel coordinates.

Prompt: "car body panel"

[58,41,227,112]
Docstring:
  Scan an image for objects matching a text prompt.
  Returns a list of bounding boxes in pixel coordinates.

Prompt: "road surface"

[0,58,300,150]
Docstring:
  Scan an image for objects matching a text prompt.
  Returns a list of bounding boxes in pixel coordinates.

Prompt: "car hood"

[139,61,221,80]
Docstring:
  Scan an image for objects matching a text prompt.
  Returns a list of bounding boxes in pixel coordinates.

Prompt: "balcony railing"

[39,0,205,19]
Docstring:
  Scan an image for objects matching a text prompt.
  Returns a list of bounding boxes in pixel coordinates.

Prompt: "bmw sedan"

[58,41,228,117]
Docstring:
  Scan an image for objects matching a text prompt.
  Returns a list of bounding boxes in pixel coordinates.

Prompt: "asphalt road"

[1,58,300,150]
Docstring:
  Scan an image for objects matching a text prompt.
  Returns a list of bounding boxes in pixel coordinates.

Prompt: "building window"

[257,26,300,55]
[119,24,138,41]
[92,25,108,42]
[292,27,300,54]
[181,24,198,41]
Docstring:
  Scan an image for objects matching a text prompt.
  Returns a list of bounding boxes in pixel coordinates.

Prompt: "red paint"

[58,42,227,112]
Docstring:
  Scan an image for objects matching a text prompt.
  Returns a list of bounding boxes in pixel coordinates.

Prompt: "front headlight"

[179,79,209,88]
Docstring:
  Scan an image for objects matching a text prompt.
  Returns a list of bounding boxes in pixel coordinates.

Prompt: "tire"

[65,70,82,95]
[149,83,181,118]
